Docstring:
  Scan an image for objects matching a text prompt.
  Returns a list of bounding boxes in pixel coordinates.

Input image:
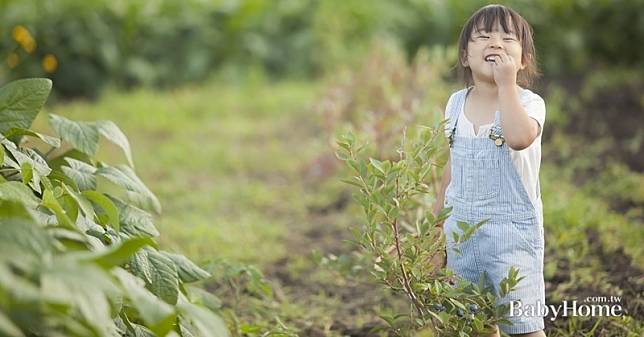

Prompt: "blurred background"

[1,0,642,335]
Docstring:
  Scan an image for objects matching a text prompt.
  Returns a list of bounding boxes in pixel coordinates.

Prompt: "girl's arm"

[432,155,451,228]
[498,86,541,150]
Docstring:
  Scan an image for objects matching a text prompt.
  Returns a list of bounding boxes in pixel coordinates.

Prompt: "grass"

[28,77,643,336]
[36,79,328,268]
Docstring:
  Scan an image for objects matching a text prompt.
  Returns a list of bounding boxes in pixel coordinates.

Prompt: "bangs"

[469,6,525,39]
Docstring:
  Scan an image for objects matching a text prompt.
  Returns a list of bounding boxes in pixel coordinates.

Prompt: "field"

[33,76,642,336]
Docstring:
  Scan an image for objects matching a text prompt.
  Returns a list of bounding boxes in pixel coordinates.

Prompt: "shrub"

[335,128,524,336]
[0,78,230,337]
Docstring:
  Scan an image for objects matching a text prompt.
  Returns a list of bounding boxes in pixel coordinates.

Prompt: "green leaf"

[0,181,39,209]
[177,292,230,337]
[4,127,61,148]
[82,190,119,232]
[472,318,484,332]
[48,227,88,245]
[97,120,134,167]
[1,139,51,193]
[113,268,176,329]
[23,148,50,193]
[41,259,120,336]
[128,324,156,337]
[0,262,41,303]
[80,237,154,269]
[340,178,363,188]
[147,250,179,305]
[61,183,95,220]
[112,197,159,238]
[96,165,161,214]
[0,199,35,221]
[47,148,92,171]
[160,251,211,283]
[449,298,467,311]
[0,216,53,267]
[61,158,97,191]
[500,280,510,297]
[185,286,223,312]
[129,248,153,284]
[369,157,385,174]
[0,78,52,133]
[509,265,519,280]
[456,220,469,233]
[20,162,32,185]
[49,114,99,157]
[41,189,75,229]
[0,309,25,337]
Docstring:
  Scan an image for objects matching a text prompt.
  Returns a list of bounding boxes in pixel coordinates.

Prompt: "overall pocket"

[448,151,500,202]
[510,216,544,251]
[469,158,500,200]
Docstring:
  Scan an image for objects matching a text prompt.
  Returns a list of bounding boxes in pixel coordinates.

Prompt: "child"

[432,4,547,337]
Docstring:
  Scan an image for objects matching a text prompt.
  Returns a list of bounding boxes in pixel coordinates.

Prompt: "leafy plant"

[335,127,525,337]
[0,78,229,336]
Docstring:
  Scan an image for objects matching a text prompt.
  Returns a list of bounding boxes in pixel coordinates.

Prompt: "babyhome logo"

[510,296,624,321]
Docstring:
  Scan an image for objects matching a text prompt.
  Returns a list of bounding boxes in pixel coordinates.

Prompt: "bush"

[335,128,524,336]
[4,0,642,98]
[0,78,230,336]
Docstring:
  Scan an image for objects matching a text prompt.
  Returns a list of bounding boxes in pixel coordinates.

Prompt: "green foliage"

[0,0,320,98]
[0,78,230,337]
[335,128,524,337]
[3,0,642,98]
[202,259,299,337]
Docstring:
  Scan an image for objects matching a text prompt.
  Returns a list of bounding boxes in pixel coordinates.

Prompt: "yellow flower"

[22,38,37,53]
[42,54,58,73]
[12,25,36,53]
[6,52,19,69]
[11,25,30,42]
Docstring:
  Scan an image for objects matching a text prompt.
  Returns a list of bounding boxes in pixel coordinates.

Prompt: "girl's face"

[462,19,525,85]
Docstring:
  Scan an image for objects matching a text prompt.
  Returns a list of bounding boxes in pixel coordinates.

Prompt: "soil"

[264,200,402,337]
[269,159,643,336]
[544,227,643,334]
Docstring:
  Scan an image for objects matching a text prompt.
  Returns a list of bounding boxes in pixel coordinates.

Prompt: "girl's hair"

[456,4,540,88]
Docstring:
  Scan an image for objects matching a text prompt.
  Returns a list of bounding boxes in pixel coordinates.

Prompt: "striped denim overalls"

[443,87,545,334]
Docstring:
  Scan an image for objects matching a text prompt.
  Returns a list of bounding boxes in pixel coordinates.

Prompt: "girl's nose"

[488,36,504,49]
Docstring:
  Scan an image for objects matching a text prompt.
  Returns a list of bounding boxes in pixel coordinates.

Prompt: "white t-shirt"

[444,86,546,212]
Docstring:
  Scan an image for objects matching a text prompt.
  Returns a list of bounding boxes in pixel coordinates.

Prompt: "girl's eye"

[477,36,489,39]
[504,38,515,41]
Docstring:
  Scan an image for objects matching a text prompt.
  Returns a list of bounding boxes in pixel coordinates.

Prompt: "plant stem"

[44,145,57,160]
[392,174,425,318]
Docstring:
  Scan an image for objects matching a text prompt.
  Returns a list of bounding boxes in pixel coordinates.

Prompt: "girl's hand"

[491,53,518,88]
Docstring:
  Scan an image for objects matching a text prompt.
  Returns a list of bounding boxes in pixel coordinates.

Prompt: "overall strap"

[490,110,503,136]
[446,87,469,145]
[487,109,507,147]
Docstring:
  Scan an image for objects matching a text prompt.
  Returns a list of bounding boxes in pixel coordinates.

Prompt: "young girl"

[433,4,547,337]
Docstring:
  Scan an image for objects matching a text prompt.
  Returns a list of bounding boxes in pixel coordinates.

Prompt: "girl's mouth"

[485,54,499,62]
